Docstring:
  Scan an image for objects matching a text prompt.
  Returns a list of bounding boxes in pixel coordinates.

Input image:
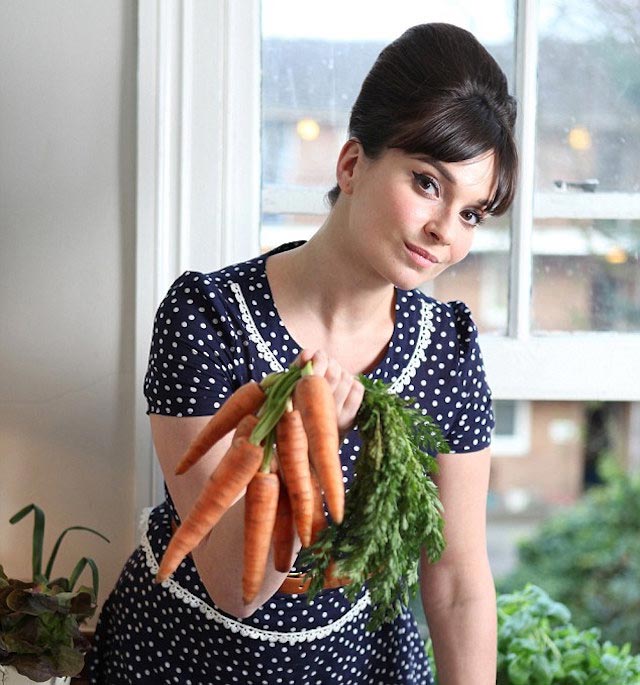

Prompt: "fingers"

[332,368,356,411]
[295,349,316,367]
[295,349,364,436]
[294,349,329,377]
[339,373,365,420]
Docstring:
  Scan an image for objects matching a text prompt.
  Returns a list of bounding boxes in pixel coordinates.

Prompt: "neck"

[275,218,395,336]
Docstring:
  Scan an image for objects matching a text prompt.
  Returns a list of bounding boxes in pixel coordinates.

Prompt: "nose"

[424,215,455,246]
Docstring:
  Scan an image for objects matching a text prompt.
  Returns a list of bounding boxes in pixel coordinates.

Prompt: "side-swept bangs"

[386,92,518,216]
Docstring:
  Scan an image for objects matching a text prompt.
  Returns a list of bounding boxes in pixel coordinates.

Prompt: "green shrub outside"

[496,585,640,684]
[497,460,640,652]
[426,584,640,684]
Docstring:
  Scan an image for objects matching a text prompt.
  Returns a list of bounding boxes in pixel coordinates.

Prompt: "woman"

[89,22,517,684]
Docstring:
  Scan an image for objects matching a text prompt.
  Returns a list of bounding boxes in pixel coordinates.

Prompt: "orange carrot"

[294,375,344,524]
[272,480,296,573]
[174,381,265,475]
[309,469,328,546]
[156,436,263,582]
[242,471,280,604]
[233,413,260,441]
[275,409,313,546]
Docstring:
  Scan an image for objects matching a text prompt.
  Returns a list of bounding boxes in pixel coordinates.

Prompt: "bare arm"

[151,349,364,619]
[151,413,291,618]
[420,447,496,685]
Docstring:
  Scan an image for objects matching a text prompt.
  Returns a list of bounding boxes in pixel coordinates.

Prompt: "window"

[259,0,640,401]
[136,0,640,509]
[256,0,640,530]
[492,400,531,456]
[532,0,640,334]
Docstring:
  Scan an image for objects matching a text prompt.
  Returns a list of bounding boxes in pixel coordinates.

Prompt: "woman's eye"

[461,210,485,227]
[412,172,439,197]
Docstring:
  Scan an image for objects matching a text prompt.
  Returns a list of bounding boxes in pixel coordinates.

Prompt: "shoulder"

[445,299,479,344]
[168,253,268,297]
[406,290,478,340]
[157,253,268,316]
[161,241,304,308]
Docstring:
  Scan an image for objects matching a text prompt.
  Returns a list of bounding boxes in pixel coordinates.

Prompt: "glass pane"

[262,1,515,190]
[536,0,640,193]
[261,214,316,253]
[532,219,640,332]
[494,400,516,436]
[427,214,510,335]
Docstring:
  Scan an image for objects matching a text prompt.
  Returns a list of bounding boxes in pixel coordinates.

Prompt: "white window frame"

[135,0,261,518]
[135,0,640,516]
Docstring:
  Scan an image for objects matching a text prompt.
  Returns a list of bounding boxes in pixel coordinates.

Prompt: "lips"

[405,242,440,264]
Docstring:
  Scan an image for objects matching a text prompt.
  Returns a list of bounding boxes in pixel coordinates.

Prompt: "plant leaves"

[50,643,85,677]
[45,525,110,580]
[496,585,640,684]
[9,504,46,583]
[299,376,448,630]
[10,653,58,682]
[5,589,63,616]
[0,576,96,679]
[498,462,640,651]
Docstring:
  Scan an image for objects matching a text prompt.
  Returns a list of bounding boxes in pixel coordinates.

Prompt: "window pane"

[261,214,317,252]
[534,2,640,332]
[427,214,510,334]
[532,219,640,332]
[536,0,640,193]
[494,400,516,436]
[262,1,515,187]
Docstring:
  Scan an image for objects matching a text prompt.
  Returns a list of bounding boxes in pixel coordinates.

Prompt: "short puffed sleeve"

[143,271,238,417]
[444,301,495,453]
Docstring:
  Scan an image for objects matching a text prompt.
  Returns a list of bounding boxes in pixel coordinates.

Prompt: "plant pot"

[0,666,70,685]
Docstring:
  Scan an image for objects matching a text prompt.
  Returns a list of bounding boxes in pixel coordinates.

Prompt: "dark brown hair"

[328,23,518,215]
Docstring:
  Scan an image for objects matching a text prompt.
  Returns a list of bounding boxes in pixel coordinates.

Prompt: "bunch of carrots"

[155,362,343,604]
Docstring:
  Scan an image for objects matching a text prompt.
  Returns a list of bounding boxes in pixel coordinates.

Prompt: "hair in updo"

[327,23,518,215]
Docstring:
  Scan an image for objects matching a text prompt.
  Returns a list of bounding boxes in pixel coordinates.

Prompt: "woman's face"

[340,143,497,291]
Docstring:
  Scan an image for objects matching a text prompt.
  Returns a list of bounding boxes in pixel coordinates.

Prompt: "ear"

[335,139,365,195]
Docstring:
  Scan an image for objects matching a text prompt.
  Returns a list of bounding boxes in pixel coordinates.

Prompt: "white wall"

[0,0,137,619]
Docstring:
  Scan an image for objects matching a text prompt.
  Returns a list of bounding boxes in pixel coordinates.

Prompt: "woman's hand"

[296,349,364,438]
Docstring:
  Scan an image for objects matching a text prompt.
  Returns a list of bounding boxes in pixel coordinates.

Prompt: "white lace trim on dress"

[231,282,435,394]
[230,281,285,374]
[139,507,371,644]
[389,299,435,395]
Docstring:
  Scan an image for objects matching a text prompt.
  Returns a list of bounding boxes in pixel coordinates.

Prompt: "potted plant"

[0,504,109,684]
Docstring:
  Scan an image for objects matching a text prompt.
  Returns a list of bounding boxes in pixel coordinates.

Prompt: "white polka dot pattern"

[138,508,372,644]
[90,241,493,683]
[142,241,494,452]
[88,502,435,684]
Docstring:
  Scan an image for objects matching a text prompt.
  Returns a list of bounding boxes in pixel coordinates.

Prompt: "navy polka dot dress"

[88,241,495,684]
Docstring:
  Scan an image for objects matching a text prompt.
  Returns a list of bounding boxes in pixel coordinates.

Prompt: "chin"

[392,276,428,291]
[392,268,441,291]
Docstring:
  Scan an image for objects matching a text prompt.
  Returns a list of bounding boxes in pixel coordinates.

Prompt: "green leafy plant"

[496,585,640,685]
[426,585,640,684]
[299,376,449,630]
[0,503,109,682]
[498,460,640,650]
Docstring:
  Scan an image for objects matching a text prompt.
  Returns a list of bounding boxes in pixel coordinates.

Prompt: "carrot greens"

[298,375,449,631]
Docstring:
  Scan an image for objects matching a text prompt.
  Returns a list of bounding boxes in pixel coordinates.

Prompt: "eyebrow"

[409,154,492,209]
